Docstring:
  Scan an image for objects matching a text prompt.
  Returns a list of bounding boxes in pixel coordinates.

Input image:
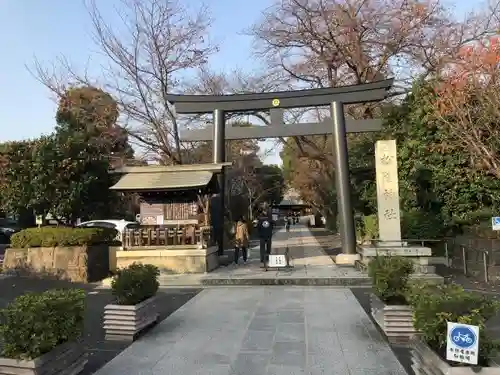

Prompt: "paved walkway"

[94,287,408,375]
[150,225,367,286]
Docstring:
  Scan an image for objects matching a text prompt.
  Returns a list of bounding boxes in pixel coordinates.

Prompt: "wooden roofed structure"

[108,163,232,274]
[109,163,231,248]
[273,188,310,213]
[110,163,231,193]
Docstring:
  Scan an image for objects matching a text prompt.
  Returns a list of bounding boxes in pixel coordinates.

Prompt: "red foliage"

[436,35,500,112]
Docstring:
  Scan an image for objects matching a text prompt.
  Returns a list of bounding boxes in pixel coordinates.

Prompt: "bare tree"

[248,0,500,154]
[249,0,500,92]
[248,0,500,209]
[31,0,218,164]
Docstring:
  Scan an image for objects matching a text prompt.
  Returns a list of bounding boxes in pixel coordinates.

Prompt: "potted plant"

[104,263,160,341]
[407,283,500,374]
[368,255,415,342]
[0,289,87,375]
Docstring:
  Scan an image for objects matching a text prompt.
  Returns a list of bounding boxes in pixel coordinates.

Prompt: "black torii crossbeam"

[167,79,394,261]
[179,116,382,141]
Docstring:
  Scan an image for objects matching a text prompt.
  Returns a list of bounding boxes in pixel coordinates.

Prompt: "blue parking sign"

[492,217,500,230]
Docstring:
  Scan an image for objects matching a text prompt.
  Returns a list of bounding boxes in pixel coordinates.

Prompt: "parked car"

[0,218,21,244]
[76,220,140,241]
[0,228,16,244]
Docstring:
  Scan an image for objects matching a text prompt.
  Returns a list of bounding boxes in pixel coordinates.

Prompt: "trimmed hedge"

[10,227,117,248]
[111,263,159,305]
[0,289,85,359]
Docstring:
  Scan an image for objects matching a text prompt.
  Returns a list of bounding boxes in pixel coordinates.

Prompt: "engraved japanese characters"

[375,140,402,244]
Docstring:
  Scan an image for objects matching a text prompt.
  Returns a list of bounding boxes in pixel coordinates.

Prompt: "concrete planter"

[411,337,499,374]
[104,295,159,341]
[0,341,87,375]
[370,293,416,343]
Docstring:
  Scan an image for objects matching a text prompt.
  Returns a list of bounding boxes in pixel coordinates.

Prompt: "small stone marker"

[446,322,479,365]
[375,140,402,245]
[268,254,287,268]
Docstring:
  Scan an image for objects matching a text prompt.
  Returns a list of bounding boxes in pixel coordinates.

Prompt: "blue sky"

[0,0,476,165]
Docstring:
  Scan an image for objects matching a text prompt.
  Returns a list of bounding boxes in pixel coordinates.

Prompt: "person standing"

[257,210,273,267]
[234,216,249,264]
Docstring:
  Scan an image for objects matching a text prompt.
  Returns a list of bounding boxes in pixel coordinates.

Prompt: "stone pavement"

[93,287,409,375]
[154,225,369,286]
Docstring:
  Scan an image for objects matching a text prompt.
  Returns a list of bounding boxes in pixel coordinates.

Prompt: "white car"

[76,219,140,241]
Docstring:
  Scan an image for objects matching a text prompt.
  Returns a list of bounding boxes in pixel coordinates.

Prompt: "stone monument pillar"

[375,140,402,245]
[357,140,440,280]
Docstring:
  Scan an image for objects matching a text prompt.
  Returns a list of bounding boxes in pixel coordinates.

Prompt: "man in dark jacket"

[285,216,291,232]
[257,210,273,267]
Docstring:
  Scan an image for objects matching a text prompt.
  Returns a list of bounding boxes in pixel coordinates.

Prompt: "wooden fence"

[122,225,211,249]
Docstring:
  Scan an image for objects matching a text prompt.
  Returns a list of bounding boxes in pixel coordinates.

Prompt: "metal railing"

[451,244,492,284]
[366,238,498,284]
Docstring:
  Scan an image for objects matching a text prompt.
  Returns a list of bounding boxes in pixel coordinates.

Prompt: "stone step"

[156,275,372,287]
[199,277,371,286]
[384,315,414,322]
[383,323,415,331]
[154,271,442,287]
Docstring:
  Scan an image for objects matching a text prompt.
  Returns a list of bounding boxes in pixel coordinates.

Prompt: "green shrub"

[462,222,500,240]
[0,289,85,360]
[355,214,378,242]
[407,283,500,366]
[368,256,414,304]
[10,227,117,248]
[111,263,160,305]
[401,209,446,239]
[363,215,378,240]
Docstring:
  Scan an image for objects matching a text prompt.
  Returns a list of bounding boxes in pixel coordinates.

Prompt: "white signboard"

[446,322,479,365]
[492,217,500,231]
[268,254,287,268]
[35,215,43,225]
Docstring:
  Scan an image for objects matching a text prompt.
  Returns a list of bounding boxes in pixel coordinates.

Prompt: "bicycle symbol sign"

[450,326,476,349]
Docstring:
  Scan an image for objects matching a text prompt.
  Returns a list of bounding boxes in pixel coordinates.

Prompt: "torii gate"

[166,79,393,264]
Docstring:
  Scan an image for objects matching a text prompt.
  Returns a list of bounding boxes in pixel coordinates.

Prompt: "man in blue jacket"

[257,210,274,267]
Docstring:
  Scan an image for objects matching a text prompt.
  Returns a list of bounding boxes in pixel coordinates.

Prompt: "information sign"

[446,322,479,365]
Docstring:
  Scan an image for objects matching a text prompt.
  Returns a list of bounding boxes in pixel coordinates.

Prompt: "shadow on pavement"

[0,276,201,375]
[350,287,415,375]
[307,227,342,260]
